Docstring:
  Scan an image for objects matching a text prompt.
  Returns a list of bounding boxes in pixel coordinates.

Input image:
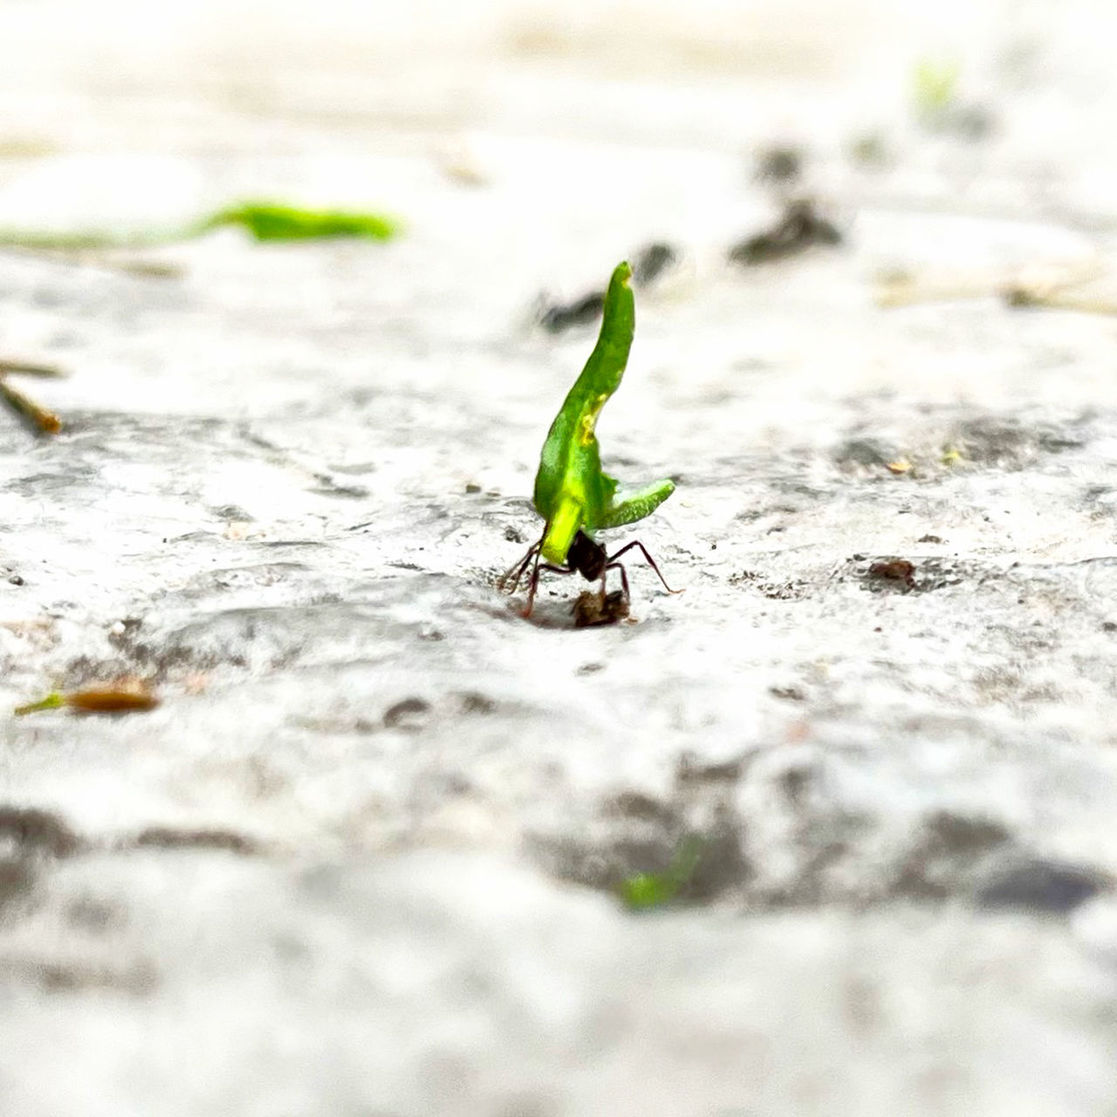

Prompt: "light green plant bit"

[499,261,678,618]
[619,836,704,911]
[197,201,399,242]
[13,692,64,716]
[913,58,960,116]
[0,201,400,252]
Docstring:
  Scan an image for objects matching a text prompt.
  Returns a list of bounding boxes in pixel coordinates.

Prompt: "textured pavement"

[2,3,1117,1115]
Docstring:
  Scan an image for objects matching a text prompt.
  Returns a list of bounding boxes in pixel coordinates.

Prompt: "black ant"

[499,529,679,620]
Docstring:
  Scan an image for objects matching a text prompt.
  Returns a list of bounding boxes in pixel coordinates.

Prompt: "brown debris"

[65,687,160,714]
[0,359,64,378]
[573,590,631,628]
[867,559,916,590]
[16,681,159,716]
[0,377,61,435]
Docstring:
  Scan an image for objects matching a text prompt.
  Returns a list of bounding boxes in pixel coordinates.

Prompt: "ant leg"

[606,540,681,594]
[499,537,542,594]
[524,561,580,618]
[521,545,545,617]
[521,551,581,616]
[605,561,631,602]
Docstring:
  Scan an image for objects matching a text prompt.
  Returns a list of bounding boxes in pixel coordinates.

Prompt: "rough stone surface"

[2,3,1117,1115]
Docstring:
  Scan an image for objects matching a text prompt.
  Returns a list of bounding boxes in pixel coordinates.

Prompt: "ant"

[499,529,678,620]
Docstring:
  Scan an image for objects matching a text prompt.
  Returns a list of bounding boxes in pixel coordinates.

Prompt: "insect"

[727,198,841,266]
[501,261,678,618]
[535,242,678,334]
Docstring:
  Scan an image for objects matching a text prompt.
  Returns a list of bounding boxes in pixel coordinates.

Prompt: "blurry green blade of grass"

[618,836,704,912]
[0,200,401,250]
[197,201,400,241]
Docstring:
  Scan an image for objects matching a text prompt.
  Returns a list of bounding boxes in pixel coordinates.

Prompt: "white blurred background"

[0,0,1112,228]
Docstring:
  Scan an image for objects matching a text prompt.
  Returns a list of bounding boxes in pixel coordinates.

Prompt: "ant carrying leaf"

[500,261,679,619]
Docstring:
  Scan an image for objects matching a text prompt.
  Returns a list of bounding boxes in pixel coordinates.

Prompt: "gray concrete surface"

[2,3,1117,1115]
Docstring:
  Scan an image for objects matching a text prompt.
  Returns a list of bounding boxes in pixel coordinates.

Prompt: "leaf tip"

[14,692,64,716]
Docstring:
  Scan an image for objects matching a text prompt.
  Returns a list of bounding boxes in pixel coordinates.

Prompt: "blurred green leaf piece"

[14,692,64,716]
[198,201,399,242]
[618,836,703,911]
[913,58,960,116]
[0,200,400,252]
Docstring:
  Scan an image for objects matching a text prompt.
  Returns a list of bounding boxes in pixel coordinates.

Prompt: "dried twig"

[0,377,61,435]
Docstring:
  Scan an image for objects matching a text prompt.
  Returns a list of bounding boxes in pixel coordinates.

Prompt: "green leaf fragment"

[619,873,672,910]
[0,200,400,252]
[199,201,399,242]
[913,59,960,115]
[14,692,64,716]
[618,836,703,911]
[532,261,675,566]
